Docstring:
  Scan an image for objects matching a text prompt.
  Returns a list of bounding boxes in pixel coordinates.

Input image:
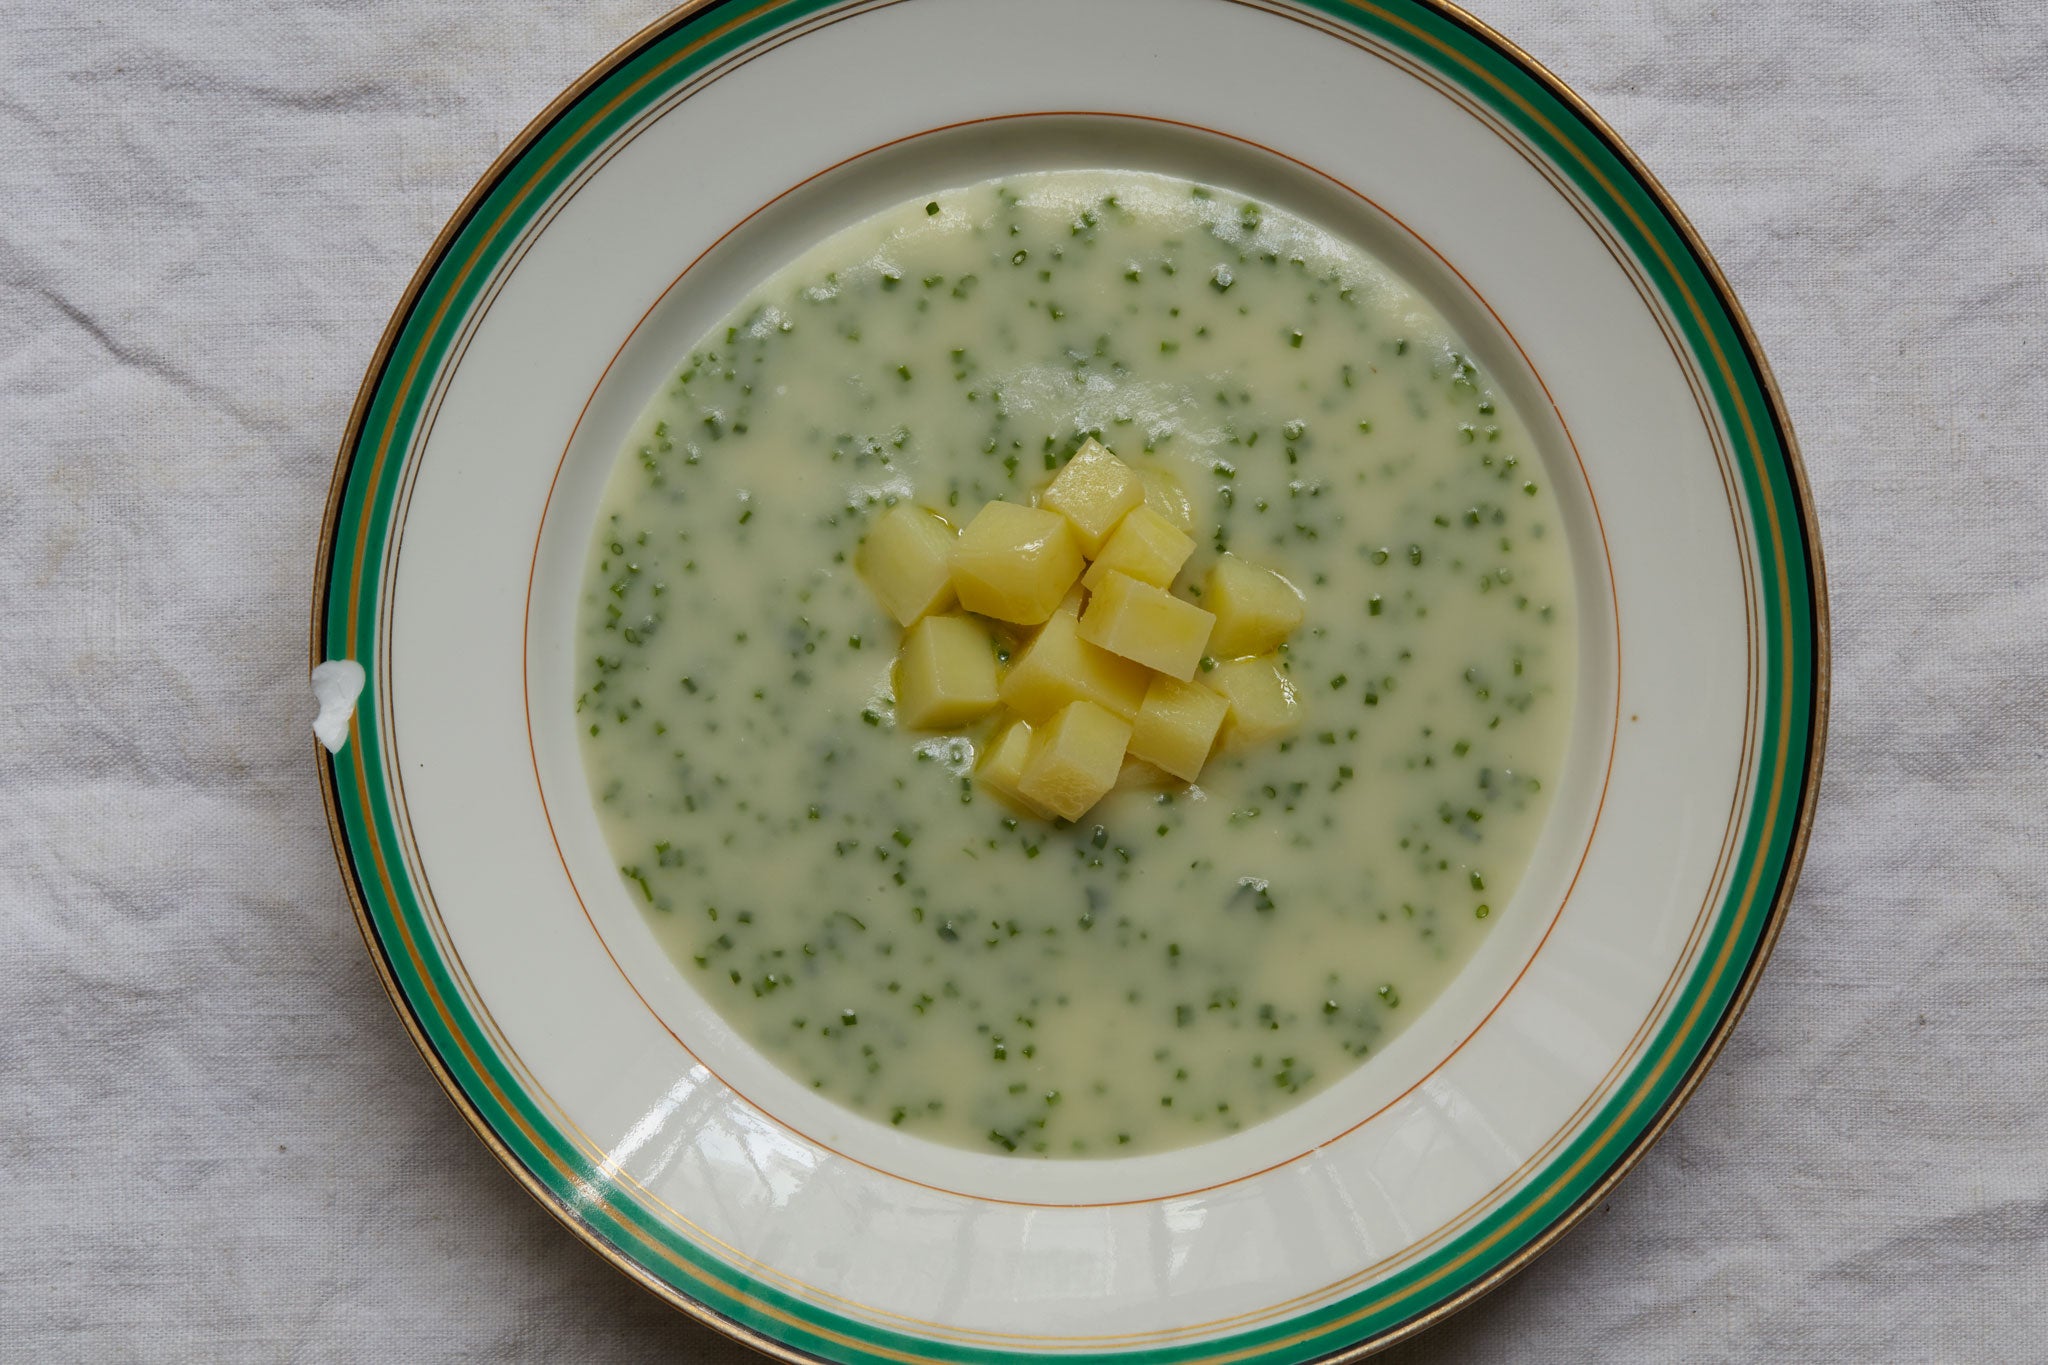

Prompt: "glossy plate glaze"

[312,2,1827,1358]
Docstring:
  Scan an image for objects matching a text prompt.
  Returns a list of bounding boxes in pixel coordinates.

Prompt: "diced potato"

[1137,466,1196,536]
[1115,756,1181,793]
[1018,700,1131,821]
[1203,554,1306,657]
[1208,657,1302,747]
[856,504,957,626]
[977,718,1047,816]
[1056,580,1089,618]
[894,614,1000,730]
[1129,674,1230,782]
[1077,571,1216,681]
[1040,438,1143,556]
[1082,505,1195,592]
[1000,608,1149,722]
[951,500,1085,625]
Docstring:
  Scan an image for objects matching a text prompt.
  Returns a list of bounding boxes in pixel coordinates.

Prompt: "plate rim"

[309,0,1831,1357]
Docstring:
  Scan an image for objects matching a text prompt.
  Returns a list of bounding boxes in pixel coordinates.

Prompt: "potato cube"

[1018,700,1131,821]
[1203,554,1305,657]
[894,614,1000,729]
[1129,674,1230,781]
[977,718,1047,816]
[1082,505,1195,592]
[1115,756,1181,792]
[1077,571,1216,681]
[1208,657,1301,747]
[1040,438,1143,555]
[856,504,957,626]
[1000,608,1149,722]
[951,501,1084,625]
[1137,466,1196,536]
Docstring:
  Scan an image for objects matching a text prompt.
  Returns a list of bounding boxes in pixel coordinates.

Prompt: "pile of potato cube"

[856,439,1304,822]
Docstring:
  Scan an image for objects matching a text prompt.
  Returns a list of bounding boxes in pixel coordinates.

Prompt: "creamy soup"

[576,170,1575,1157]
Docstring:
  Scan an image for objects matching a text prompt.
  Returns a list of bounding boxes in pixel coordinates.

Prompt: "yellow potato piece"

[1082,504,1195,592]
[894,613,1000,730]
[856,504,957,626]
[1077,571,1217,681]
[951,500,1085,625]
[976,718,1047,816]
[1115,756,1181,793]
[1136,466,1196,536]
[1208,656,1302,747]
[1129,674,1230,782]
[1018,699,1131,821]
[1203,554,1306,657]
[999,608,1149,722]
[1040,437,1143,556]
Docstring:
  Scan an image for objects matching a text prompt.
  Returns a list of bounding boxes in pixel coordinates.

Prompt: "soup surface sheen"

[576,170,1576,1157]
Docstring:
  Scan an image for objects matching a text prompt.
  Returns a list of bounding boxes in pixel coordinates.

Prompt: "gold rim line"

[308,1,1829,1360]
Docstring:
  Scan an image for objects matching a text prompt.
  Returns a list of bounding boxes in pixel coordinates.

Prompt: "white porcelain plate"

[313,2,1828,1357]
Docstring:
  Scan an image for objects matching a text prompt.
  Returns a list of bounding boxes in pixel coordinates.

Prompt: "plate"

[312,1,1827,1358]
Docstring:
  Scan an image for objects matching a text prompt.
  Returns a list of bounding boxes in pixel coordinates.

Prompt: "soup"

[576,170,1575,1157]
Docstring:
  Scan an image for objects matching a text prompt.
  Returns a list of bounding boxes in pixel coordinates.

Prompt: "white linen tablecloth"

[3,1,2041,1358]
